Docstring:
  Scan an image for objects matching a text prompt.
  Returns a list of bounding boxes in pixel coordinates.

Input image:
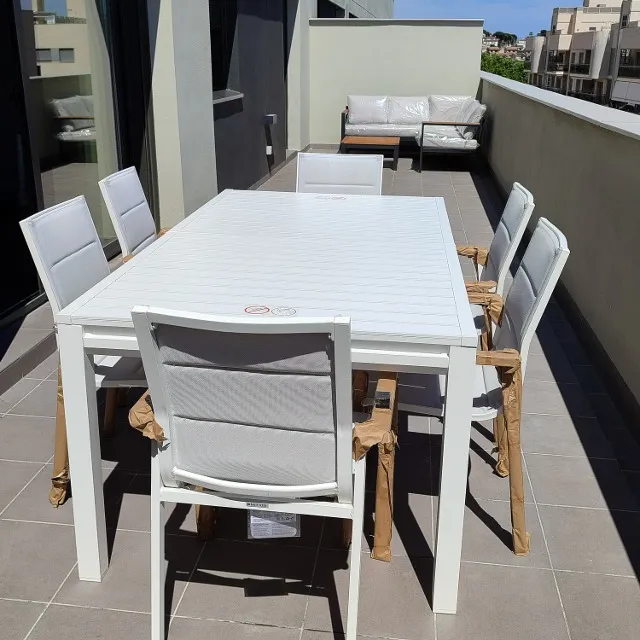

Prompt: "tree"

[481,52,527,83]
[483,29,491,38]
[538,29,547,37]
[492,31,517,46]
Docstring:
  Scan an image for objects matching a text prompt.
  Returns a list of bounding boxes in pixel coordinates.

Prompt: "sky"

[394,0,561,38]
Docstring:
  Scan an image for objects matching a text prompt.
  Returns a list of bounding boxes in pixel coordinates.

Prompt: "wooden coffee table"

[340,135,401,171]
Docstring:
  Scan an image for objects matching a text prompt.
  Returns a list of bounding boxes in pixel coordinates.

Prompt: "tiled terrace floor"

[2,151,640,639]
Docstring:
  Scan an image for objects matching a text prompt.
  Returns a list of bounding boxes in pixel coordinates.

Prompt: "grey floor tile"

[0,415,54,463]
[169,618,300,639]
[521,414,615,459]
[556,571,640,640]
[0,378,43,414]
[305,550,434,640]
[524,352,579,384]
[28,604,150,640]
[25,353,58,381]
[522,380,594,418]
[55,530,203,614]
[2,465,132,527]
[525,454,638,510]
[462,498,550,568]
[0,521,77,601]
[8,380,56,418]
[539,505,640,574]
[300,632,390,640]
[0,461,43,513]
[602,427,640,472]
[0,329,52,370]
[0,599,46,639]
[176,539,314,628]
[436,563,568,640]
[20,303,54,331]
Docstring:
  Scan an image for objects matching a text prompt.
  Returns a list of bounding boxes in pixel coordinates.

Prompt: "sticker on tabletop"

[271,307,297,316]
[244,305,270,315]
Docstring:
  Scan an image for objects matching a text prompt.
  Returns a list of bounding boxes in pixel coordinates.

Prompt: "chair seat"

[94,355,146,389]
[398,364,502,422]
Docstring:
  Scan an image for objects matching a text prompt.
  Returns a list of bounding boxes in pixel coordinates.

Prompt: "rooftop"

[2,151,640,640]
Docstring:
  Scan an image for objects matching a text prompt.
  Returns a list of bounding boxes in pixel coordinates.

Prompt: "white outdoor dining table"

[56,188,477,614]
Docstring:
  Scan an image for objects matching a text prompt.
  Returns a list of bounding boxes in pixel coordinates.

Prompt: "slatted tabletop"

[58,189,477,348]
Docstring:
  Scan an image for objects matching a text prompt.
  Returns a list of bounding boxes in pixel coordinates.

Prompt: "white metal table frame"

[56,189,477,615]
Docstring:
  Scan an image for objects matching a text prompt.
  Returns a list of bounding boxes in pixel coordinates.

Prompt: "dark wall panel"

[214,0,287,191]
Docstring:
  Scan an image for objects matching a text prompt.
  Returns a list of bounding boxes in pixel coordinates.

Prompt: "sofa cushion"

[344,123,419,137]
[387,97,429,125]
[416,126,479,150]
[428,95,473,123]
[456,100,487,139]
[50,95,94,132]
[347,95,388,124]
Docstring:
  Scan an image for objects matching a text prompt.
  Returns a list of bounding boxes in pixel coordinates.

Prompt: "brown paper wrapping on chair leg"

[128,391,166,442]
[352,373,398,562]
[503,365,530,555]
[456,244,489,267]
[476,349,530,556]
[465,280,497,294]
[50,366,69,507]
[341,519,353,549]
[493,414,509,477]
[352,370,369,412]
[195,486,216,541]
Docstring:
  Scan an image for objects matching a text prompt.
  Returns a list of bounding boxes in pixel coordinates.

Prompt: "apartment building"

[611,0,640,107]
[2,0,394,323]
[526,0,640,107]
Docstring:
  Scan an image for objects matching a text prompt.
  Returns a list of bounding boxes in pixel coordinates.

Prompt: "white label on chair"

[248,510,301,539]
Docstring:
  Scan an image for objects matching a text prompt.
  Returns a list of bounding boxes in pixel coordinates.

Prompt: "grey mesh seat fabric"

[296,152,383,195]
[478,183,535,295]
[19,196,146,389]
[99,167,157,257]
[400,218,570,420]
[132,308,366,640]
[468,182,535,336]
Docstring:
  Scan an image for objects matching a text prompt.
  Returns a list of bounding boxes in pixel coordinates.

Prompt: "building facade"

[525,0,640,108]
[2,0,393,323]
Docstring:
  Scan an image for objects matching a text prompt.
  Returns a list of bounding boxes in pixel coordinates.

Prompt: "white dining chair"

[131,308,366,640]
[473,182,536,295]
[20,195,146,422]
[400,217,570,416]
[296,152,384,195]
[98,166,159,258]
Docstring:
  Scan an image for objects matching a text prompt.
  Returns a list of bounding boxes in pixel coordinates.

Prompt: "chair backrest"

[98,167,157,257]
[132,308,355,504]
[296,153,383,195]
[493,217,570,377]
[20,196,109,314]
[483,182,535,295]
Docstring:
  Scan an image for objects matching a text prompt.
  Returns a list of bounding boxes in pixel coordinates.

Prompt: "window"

[589,27,596,31]
[59,48,75,63]
[622,15,629,28]
[36,48,52,62]
[209,0,239,93]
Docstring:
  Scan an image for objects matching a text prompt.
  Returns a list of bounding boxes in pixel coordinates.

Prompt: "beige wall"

[307,19,483,144]
[34,23,90,77]
[479,72,640,407]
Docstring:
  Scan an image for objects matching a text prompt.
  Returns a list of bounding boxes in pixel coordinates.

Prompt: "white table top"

[57,189,477,348]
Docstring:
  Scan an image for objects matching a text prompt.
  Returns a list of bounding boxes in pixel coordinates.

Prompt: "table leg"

[58,323,108,581]
[432,345,476,614]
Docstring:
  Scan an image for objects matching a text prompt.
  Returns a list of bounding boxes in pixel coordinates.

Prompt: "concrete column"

[286,0,314,151]
[147,0,217,227]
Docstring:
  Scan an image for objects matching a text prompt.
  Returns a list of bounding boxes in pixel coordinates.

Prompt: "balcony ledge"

[481,71,640,142]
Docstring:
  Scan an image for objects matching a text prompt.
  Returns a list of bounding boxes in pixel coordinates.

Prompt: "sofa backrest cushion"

[428,95,473,123]
[387,97,429,125]
[49,95,94,132]
[347,95,388,124]
[456,100,487,139]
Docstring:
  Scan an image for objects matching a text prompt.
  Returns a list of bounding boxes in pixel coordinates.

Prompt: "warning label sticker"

[271,307,297,316]
[244,305,270,315]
